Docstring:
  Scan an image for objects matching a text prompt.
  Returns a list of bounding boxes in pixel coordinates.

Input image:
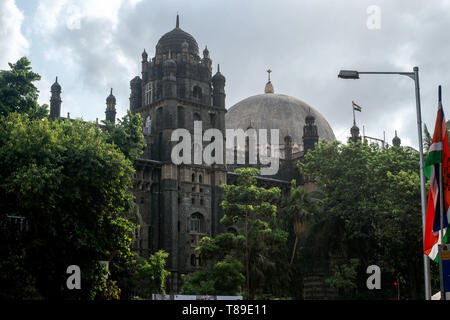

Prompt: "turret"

[392,130,401,147]
[212,64,226,108]
[105,88,117,124]
[130,76,142,112]
[303,112,319,152]
[49,77,62,120]
[350,124,361,143]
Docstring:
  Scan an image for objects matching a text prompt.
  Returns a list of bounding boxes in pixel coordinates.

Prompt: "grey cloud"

[29,0,450,148]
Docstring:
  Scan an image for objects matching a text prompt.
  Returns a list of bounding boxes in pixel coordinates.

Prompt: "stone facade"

[48,16,333,294]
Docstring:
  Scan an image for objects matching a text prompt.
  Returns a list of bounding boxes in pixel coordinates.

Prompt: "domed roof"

[106,88,116,105]
[51,77,61,92]
[156,16,199,56]
[225,93,335,148]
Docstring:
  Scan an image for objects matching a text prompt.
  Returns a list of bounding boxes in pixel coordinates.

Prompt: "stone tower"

[105,88,117,124]
[129,15,227,292]
[303,112,319,153]
[392,130,401,147]
[49,77,62,120]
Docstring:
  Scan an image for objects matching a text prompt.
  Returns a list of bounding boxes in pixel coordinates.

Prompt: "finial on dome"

[264,69,274,94]
[217,64,220,73]
[176,13,179,28]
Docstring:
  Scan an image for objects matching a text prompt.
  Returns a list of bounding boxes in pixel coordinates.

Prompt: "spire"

[217,64,220,73]
[392,130,401,147]
[176,13,179,28]
[50,76,62,120]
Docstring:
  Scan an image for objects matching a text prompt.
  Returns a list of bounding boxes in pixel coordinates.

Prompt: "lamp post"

[338,67,431,300]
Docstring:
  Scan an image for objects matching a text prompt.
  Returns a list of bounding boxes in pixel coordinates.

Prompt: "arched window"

[191,254,196,266]
[189,212,204,233]
[192,173,196,182]
[144,115,151,134]
[199,174,203,184]
[193,86,202,99]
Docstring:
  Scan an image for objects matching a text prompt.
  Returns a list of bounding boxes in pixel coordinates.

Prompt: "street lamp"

[338,66,431,300]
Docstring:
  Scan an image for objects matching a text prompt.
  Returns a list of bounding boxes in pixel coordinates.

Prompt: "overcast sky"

[2,0,450,148]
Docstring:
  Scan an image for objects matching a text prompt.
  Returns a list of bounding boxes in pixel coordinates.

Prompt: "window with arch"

[144,115,151,134]
[199,174,203,184]
[189,212,204,233]
[193,86,202,99]
[145,82,153,105]
[190,254,196,266]
[192,172,196,182]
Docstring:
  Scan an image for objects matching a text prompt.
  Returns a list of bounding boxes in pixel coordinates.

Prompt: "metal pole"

[414,66,431,300]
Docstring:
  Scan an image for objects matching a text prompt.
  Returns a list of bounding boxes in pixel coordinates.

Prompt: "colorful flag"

[352,101,362,112]
[424,91,450,262]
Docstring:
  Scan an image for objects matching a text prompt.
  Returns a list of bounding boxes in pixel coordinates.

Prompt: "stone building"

[48,16,361,296]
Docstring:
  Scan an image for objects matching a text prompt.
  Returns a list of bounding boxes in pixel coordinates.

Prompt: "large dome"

[225,90,335,150]
[156,16,199,56]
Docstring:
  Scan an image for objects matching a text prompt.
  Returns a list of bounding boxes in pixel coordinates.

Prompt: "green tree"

[102,110,145,161]
[285,181,319,266]
[220,168,286,299]
[298,140,423,299]
[0,57,48,119]
[113,250,170,299]
[325,258,360,298]
[0,113,138,299]
[181,255,245,296]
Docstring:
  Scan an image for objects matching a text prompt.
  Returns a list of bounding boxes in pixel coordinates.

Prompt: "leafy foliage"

[181,168,288,299]
[0,57,48,119]
[113,250,170,299]
[0,113,138,299]
[298,140,424,299]
[102,110,145,161]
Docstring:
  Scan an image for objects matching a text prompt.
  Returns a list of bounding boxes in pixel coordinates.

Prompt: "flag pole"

[439,85,444,246]
[352,101,356,126]
[438,85,445,300]
[414,67,431,300]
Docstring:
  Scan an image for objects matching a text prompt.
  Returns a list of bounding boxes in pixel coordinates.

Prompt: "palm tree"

[287,182,320,266]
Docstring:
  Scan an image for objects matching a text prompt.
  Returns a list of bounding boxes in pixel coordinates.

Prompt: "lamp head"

[338,70,360,79]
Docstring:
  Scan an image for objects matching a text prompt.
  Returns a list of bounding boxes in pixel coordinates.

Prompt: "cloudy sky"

[2,0,450,148]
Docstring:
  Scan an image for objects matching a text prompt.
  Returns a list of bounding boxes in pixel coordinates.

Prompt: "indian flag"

[424,90,450,262]
[352,101,362,112]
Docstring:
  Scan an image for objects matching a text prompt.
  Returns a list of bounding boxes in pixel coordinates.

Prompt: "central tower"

[129,15,227,292]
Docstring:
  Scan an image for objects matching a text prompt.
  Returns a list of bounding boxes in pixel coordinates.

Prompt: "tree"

[0,57,48,119]
[298,140,424,299]
[325,258,360,298]
[102,110,145,161]
[181,255,245,296]
[0,113,138,299]
[219,168,287,299]
[113,250,170,299]
[285,181,319,266]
